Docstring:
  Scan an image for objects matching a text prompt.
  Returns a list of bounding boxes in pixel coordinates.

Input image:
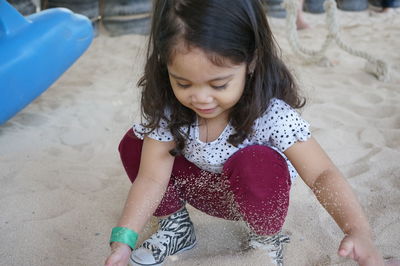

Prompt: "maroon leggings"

[119,129,291,235]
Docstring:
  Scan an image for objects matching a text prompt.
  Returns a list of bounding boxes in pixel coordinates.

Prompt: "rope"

[282,0,390,81]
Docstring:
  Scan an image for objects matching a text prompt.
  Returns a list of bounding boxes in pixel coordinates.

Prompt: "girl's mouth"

[196,107,216,114]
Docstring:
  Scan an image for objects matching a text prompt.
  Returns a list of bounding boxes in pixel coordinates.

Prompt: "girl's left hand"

[104,242,132,266]
[338,234,384,266]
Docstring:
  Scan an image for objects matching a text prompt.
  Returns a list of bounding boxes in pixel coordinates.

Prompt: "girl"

[105,0,384,265]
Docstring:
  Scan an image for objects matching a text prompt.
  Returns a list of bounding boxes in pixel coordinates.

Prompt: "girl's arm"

[284,137,384,266]
[105,136,175,266]
[116,136,176,232]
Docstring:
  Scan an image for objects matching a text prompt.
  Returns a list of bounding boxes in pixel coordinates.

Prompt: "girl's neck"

[197,115,229,143]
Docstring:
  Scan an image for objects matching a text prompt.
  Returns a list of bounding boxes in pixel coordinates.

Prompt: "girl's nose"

[191,89,213,104]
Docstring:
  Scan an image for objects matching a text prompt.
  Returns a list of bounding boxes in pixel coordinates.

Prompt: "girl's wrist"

[110,227,139,250]
[345,226,373,239]
[342,219,372,237]
[110,241,132,252]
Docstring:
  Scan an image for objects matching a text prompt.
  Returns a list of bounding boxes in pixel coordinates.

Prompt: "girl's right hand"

[104,242,132,266]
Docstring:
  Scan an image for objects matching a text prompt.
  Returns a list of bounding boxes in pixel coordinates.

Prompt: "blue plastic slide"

[0,0,94,124]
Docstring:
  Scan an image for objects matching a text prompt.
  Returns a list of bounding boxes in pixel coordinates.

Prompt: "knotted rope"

[282,0,390,81]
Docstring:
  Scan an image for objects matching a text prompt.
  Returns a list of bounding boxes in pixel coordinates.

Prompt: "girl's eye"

[177,83,191,88]
[212,84,227,90]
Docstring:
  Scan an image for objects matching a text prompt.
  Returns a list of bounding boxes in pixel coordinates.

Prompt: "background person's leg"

[382,0,395,7]
[296,0,310,30]
[382,0,396,11]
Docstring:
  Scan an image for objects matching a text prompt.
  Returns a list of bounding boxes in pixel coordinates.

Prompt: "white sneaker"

[130,207,197,266]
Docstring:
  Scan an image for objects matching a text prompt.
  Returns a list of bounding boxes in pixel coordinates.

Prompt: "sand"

[0,8,399,266]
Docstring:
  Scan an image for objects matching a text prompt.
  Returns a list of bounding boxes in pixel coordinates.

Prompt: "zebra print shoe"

[248,231,290,266]
[130,207,197,266]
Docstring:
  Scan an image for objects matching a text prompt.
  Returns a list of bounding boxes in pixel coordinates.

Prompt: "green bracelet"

[110,227,139,250]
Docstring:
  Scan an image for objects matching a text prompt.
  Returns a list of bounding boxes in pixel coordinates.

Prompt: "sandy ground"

[0,8,399,266]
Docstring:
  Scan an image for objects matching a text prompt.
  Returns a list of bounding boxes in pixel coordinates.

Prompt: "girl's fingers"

[104,257,114,266]
[385,258,400,266]
[104,254,121,266]
[338,237,354,258]
[104,247,131,266]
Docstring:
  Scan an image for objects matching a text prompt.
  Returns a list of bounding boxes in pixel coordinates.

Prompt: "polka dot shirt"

[133,98,311,181]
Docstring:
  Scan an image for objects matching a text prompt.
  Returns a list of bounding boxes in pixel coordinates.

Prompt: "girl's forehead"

[168,44,240,69]
[167,46,246,82]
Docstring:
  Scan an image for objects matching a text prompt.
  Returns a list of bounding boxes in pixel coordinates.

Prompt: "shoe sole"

[129,240,198,266]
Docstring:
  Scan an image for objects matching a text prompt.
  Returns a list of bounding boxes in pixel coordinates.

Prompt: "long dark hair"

[138,0,305,156]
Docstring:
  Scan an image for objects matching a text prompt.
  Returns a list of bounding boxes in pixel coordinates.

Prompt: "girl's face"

[167,46,247,123]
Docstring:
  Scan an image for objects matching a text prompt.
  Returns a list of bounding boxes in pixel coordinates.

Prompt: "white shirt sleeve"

[132,117,174,142]
[264,98,311,152]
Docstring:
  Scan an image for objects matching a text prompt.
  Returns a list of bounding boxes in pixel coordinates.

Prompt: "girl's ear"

[248,51,258,74]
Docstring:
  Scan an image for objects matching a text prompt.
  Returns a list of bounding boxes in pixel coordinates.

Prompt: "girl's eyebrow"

[169,73,234,82]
